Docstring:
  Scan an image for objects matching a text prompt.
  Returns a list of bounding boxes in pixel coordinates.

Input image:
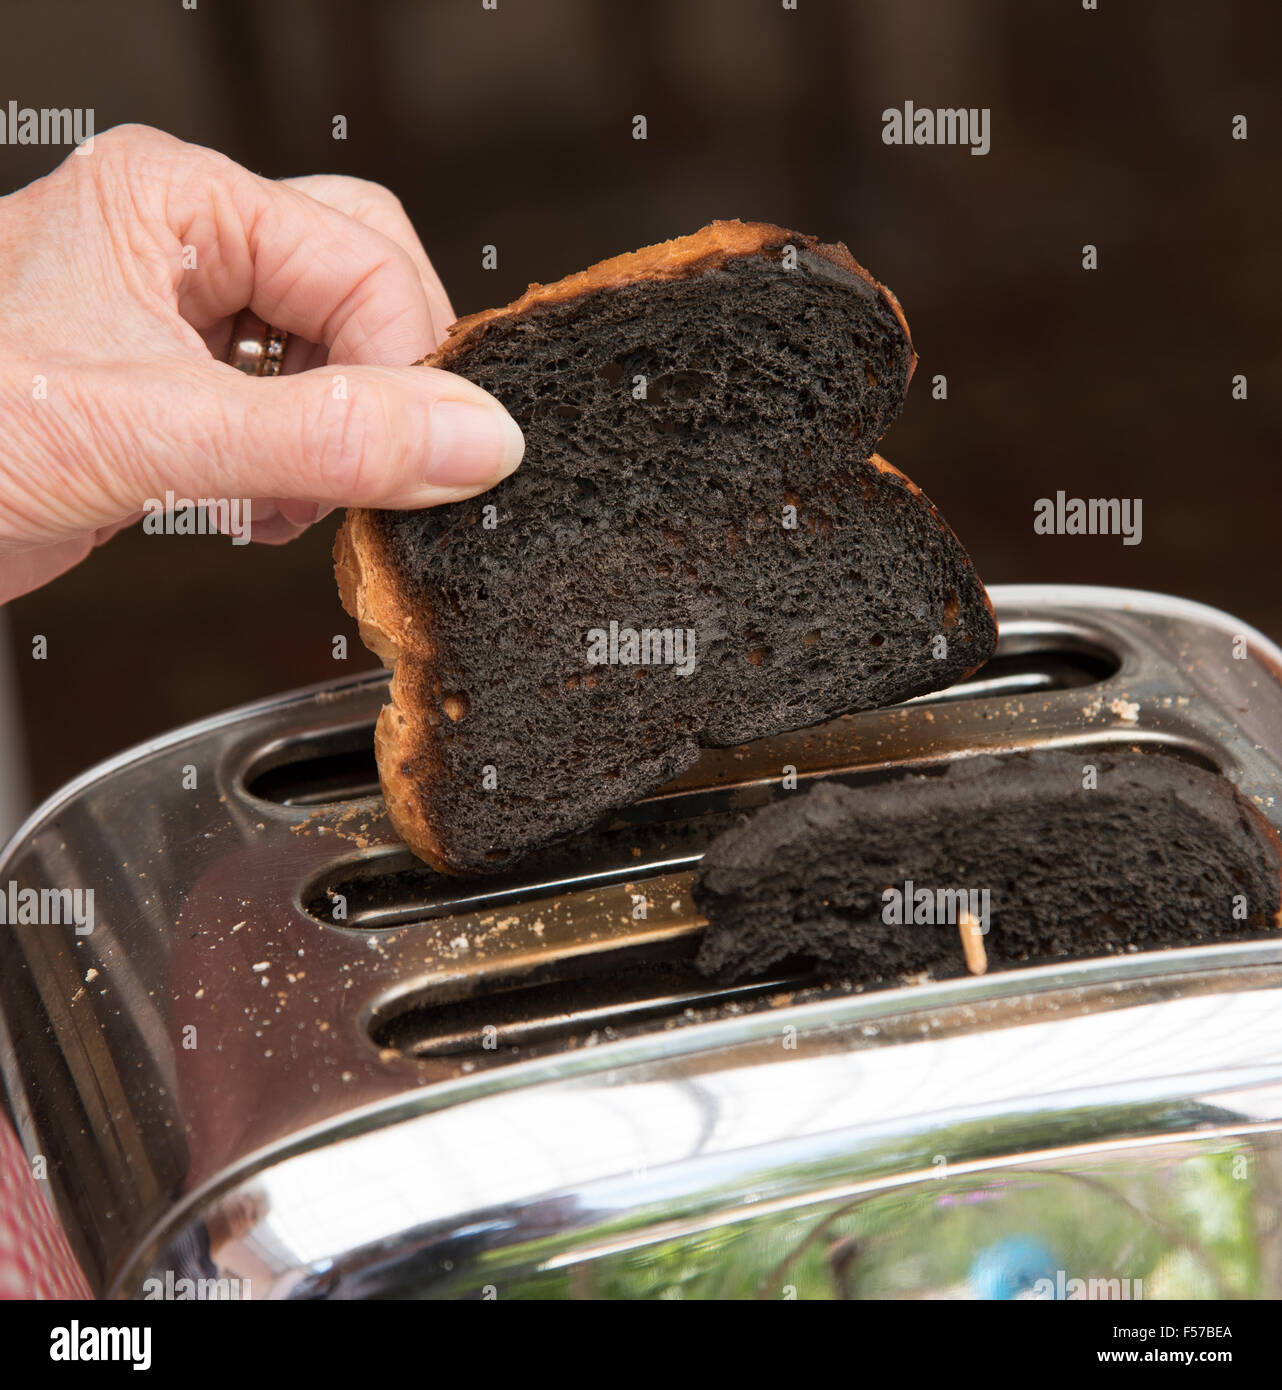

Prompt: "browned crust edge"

[869,452,998,678]
[421,218,916,387]
[334,512,457,872]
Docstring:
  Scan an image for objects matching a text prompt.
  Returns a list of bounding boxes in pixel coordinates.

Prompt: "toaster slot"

[912,642,1116,703]
[302,849,702,929]
[242,722,380,806]
[300,732,1215,938]
[241,638,1121,811]
[366,936,798,1061]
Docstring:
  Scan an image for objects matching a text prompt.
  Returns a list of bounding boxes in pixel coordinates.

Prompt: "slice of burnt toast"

[693,749,1282,981]
[336,220,997,874]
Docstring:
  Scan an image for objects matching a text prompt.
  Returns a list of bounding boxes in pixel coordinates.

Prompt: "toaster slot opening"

[917,643,1117,704]
[366,938,801,1061]
[303,849,701,929]
[247,639,1120,811]
[242,723,379,806]
[301,737,1217,933]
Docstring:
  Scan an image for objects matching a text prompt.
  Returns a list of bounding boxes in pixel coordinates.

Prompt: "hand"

[0,124,524,602]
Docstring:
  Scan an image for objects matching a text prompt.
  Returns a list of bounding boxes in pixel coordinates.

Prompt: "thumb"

[1,359,525,552]
[217,362,526,509]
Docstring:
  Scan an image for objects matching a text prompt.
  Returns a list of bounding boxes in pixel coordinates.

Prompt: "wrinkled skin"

[0,124,523,602]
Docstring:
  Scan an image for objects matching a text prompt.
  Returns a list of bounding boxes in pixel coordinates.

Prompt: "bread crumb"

[1109,697,1140,724]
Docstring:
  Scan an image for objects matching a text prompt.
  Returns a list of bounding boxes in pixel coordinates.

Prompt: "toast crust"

[336,221,926,871]
[334,510,455,871]
[867,453,998,672]
[422,219,915,384]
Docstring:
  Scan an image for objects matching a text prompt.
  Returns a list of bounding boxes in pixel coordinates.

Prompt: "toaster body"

[4,585,1282,1299]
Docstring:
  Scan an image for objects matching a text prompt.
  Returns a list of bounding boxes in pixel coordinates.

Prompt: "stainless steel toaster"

[4,584,1282,1300]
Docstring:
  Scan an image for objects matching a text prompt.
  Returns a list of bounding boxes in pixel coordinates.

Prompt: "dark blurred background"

[0,0,1278,817]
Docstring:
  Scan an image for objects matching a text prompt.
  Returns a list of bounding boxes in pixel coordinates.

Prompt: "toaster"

[3,583,1282,1300]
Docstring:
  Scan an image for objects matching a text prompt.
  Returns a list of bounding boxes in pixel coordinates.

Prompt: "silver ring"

[227,309,288,377]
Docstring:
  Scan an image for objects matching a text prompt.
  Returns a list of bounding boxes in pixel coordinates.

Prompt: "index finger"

[279,174,456,352]
[159,140,436,366]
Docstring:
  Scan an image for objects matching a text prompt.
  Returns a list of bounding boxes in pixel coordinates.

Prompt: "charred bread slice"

[336,220,996,873]
[694,749,1282,981]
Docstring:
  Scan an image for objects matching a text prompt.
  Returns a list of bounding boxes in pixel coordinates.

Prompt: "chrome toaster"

[3,584,1282,1300]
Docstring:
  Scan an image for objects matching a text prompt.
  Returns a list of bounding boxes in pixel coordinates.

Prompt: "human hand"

[0,124,524,602]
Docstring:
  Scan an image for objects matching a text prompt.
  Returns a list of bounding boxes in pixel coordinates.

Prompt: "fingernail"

[428,400,524,486]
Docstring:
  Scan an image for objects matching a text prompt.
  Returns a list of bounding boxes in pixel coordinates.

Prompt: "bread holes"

[943,591,961,631]
[727,358,754,385]
[442,693,470,722]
